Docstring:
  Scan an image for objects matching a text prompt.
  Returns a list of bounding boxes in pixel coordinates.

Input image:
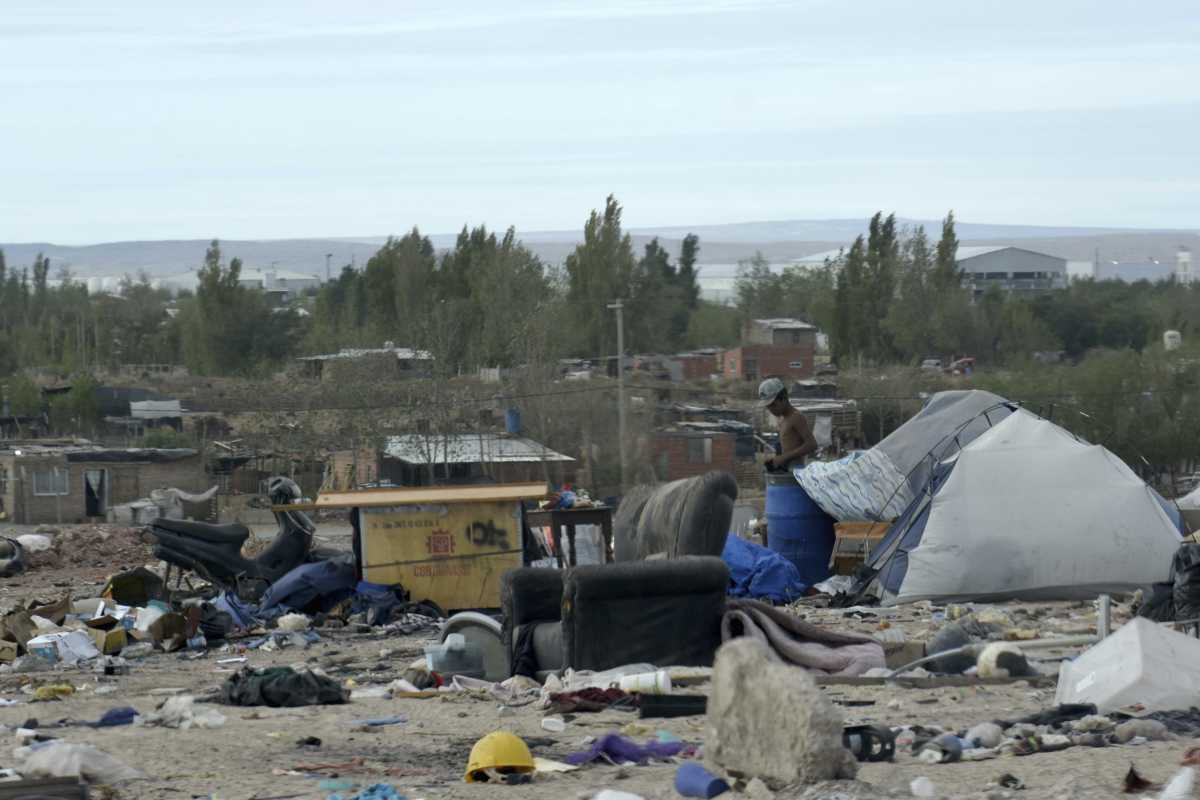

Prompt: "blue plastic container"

[505,407,522,435]
[765,472,835,587]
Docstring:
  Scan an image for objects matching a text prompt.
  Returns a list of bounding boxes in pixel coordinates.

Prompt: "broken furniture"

[501,556,729,680]
[525,506,614,567]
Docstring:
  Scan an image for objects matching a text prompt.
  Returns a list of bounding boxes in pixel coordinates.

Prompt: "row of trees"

[735,211,1200,366]
[6,200,1200,383]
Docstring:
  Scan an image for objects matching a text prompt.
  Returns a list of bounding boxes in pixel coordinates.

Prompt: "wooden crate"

[829,521,889,575]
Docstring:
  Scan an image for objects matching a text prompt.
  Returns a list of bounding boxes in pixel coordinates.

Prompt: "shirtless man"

[757,377,818,471]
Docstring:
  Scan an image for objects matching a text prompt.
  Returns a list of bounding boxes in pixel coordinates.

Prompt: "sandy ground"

[0,524,1195,800]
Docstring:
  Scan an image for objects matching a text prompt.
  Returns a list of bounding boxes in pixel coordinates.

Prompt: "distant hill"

[2,218,1194,279]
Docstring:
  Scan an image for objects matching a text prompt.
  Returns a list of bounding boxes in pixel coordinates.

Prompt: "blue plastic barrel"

[505,407,522,435]
[765,472,835,587]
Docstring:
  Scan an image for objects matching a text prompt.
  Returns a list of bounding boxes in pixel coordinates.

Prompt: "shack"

[379,433,574,487]
[0,442,207,524]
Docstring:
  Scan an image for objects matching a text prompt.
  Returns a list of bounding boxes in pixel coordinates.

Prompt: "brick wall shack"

[5,448,206,524]
[652,431,736,482]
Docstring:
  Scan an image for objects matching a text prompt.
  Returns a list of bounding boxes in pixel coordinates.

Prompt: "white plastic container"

[1055,617,1200,713]
[618,670,672,695]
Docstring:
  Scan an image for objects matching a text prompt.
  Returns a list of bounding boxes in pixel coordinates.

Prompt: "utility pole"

[607,300,627,491]
[325,253,333,283]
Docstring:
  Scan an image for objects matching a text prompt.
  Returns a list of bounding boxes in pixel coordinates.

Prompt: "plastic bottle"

[618,670,673,695]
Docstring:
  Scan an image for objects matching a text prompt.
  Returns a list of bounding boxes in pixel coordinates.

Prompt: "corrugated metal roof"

[752,318,818,331]
[298,346,433,362]
[130,400,182,419]
[383,434,574,465]
[955,245,1011,260]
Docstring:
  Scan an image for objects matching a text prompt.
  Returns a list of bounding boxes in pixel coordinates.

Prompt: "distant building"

[719,318,818,382]
[297,343,433,381]
[653,429,738,483]
[958,246,1067,298]
[1177,247,1193,285]
[379,433,575,487]
[0,443,206,524]
[237,269,322,295]
[1095,258,1175,283]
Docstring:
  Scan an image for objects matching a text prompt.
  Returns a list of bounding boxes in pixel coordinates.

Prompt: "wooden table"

[524,506,614,567]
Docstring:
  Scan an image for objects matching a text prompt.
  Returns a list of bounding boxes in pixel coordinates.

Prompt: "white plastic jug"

[618,670,672,695]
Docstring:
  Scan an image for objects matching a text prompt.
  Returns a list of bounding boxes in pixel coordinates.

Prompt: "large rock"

[705,637,857,788]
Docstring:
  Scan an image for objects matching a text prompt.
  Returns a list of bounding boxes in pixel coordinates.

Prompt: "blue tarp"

[257,553,358,620]
[721,533,807,603]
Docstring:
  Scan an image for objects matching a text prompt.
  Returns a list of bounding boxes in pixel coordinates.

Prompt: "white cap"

[756,377,786,407]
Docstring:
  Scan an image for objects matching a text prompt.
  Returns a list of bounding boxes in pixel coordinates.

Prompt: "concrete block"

[705,637,857,789]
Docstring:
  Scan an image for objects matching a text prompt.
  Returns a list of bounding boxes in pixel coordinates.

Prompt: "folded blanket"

[721,598,885,676]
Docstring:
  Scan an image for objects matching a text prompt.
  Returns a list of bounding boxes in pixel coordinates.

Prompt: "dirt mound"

[25,525,155,571]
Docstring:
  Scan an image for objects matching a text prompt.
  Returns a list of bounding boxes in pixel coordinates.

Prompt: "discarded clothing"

[88,706,139,728]
[258,554,358,620]
[351,581,444,628]
[548,688,633,714]
[213,591,257,631]
[220,667,349,708]
[565,733,691,766]
[720,598,885,676]
[721,534,807,604]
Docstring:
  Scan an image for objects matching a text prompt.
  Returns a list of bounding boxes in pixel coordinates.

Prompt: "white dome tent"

[862,409,1182,605]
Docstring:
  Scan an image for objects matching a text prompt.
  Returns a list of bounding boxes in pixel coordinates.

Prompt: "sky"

[3,0,1199,244]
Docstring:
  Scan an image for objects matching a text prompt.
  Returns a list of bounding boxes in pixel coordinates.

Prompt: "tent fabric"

[721,533,807,603]
[795,390,1012,521]
[871,409,1181,605]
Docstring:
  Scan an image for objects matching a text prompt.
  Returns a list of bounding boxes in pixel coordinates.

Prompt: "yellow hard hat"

[464,731,535,783]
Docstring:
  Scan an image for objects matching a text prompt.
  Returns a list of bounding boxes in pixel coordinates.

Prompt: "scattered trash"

[15,740,144,783]
[540,716,567,733]
[593,792,645,800]
[298,736,323,747]
[917,733,963,764]
[327,784,407,800]
[910,776,937,798]
[533,757,578,773]
[617,670,672,695]
[27,631,100,665]
[32,685,75,702]
[1159,767,1194,800]
[349,715,407,728]
[976,642,1033,678]
[843,725,895,762]
[220,666,349,707]
[140,695,226,729]
[1114,719,1169,743]
[276,612,311,632]
[996,773,1025,790]
[675,762,730,798]
[1125,764,1159,793]
[565,733,690,767]
[85,706,139,728]
[965,722,1004,749]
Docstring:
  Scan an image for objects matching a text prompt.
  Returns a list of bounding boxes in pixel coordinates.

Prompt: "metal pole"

[608,300,627,491]
[325,253,333,283]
